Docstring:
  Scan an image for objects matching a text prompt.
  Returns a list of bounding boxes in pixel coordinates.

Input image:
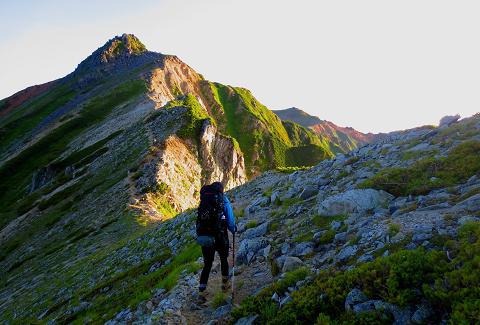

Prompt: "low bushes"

[232,222,480,324]
[359,141,480,196]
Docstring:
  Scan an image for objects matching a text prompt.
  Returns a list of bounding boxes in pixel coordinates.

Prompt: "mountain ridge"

[274,107,381,152]
[1,34,479,324]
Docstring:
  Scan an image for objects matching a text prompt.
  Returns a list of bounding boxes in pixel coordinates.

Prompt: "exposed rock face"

[147,55,205,108]
[199,119,247,190]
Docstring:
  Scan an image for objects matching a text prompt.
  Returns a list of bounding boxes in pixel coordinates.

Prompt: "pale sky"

[1,0,479,133]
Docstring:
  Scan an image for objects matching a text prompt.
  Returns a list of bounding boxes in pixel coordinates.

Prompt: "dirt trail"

[181,235,273,324]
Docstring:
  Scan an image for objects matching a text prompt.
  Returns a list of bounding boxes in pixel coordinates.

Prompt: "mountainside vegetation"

[1,34,479,325]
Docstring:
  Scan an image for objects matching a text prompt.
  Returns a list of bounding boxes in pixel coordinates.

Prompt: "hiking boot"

[221,276,230,292]
[199,283,207,293]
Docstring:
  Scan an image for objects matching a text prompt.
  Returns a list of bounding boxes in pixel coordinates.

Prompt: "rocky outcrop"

[199,119,246,190]
[439,114,460,127]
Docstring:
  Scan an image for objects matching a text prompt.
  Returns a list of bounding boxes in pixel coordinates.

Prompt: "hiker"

[196,181,236,294]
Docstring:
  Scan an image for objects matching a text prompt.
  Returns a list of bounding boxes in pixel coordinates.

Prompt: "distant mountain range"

[274,107,380,153]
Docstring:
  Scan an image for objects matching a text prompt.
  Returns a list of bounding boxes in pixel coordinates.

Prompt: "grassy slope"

[359,140,480,196]
[207,82,333,173]
[0,84,76,152]
[0,79,147,229]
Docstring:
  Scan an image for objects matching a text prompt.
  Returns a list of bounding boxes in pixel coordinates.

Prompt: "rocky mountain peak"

[72,33,158,80]
[99,33,147,62]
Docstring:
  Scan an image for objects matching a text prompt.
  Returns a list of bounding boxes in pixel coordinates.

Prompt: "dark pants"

[200,237,229,286]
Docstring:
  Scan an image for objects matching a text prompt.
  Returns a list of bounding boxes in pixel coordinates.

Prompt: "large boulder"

[299,185,318,200]
[439,114,460,127]
[281,256,304,272]
[318,189,394,216]
[345,289,368,311]
[243,222,269,240]
[336,245,359,262]
[453,193,480,213]
[236,237,269,265]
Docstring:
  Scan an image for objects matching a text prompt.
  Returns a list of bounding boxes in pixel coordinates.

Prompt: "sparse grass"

[276,166,311,173]
[345,156,360,165]
[388,223,401,237]
[245,220,258,230]
[456,187,480,203]
[231,267,310,323]
[212,291,228,308]
[317,229,336,245]
[268,221,280,233]
[401,149,439,161]
[0,79,146,229]
[0,84,76,152]
[359,140,480,196]
[337,170,350,179]
[60,243,201,324]
[234,207,245,219]
[293,232,314,243]
[312,214,347,229]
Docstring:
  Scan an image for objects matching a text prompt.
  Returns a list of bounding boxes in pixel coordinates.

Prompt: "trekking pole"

[231,230,236,304]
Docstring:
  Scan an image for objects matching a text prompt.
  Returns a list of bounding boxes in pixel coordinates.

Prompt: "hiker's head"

[211,182,224,193]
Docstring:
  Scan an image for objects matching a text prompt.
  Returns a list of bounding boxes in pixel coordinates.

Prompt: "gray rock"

[345,288,368,311]
[334,232,347,243]
[236,237,269,265]
[213,304,231,318]
[353,300,412,324]
[458,215,480,225]
[330,221,342,231]
[439,114,460,127]
[318,189,394,217]
[411,304,433,324]
[316,177,330,186]
[390,232,406,244]
[290,242,314,256]
[408,142,431,152]
[405,243,417,250]
[275,255,287,269]
[300,185,318,200]
[467,175,478,185]
[357,254,374,263]
[336,245,358,262]
[353,300,380,313]
[247,197,270,213]
[271,292,279,302]
[281,242,291,254]
[376,302,412,325]
[234,315,258,325]
[412,233,432,242]
[280,295,293,307]
[313,230,327,243]
[454,194,480,213]
[243,222,269,240]
[271,191,281,204]
[281,256,304,272]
